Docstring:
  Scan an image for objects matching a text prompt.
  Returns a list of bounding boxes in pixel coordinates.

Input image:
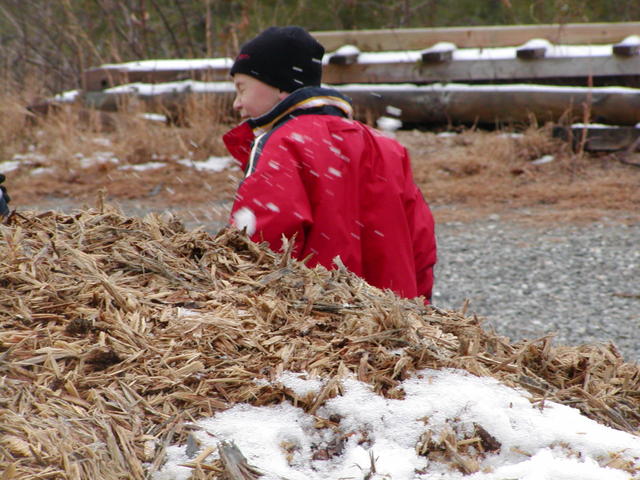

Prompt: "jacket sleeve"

[230,136,312,257]
[403,150,437,301]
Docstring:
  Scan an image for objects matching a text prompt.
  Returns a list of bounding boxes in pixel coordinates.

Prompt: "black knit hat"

[230,26,325,93]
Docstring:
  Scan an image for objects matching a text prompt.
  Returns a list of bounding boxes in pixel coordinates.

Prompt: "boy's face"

[232,73,289,121]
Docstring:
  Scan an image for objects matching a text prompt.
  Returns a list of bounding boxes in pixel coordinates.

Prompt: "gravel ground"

[432,215,640,364]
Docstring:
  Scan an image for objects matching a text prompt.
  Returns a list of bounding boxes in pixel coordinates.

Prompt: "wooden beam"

[516,39,549,60]
[83,24,640,91]
[613,44,640,56]
[322,54,640,86]
[421,42,456,63]
[311,22,640,52]
[612,35,640,57]
[327,45,360,65]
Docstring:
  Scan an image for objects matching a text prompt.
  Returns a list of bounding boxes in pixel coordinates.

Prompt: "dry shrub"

[401,128,549,204]
[0,88,240,217]
[164,92,238,161]
[0,93,37,158]
[4,93,230,173]
[512,125,566,162]
[97,92,235,163]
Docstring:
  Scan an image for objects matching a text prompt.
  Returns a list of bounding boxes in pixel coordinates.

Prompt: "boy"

[224,26,437,301]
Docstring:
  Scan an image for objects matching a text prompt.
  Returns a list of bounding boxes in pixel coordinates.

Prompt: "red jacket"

[223,87,437,301]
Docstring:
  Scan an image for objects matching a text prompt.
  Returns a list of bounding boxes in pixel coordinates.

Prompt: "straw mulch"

[1,205,639,479]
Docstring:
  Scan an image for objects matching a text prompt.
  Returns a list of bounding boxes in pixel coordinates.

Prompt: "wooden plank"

[421,42,456,63]
[311,22,640,52]
[552,125,640,151]
[80,82,640,127]
[84,51,640,92]
[328,45,360,65]
[613,44,640,56]
[516,40,548,60]
[322,54,640,87]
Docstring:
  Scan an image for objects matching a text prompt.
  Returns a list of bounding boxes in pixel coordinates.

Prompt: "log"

[82,82,234,113]
[311,22,640,52]
[79,81,640,127]
[342,84,640,126]
[83,58,232,91]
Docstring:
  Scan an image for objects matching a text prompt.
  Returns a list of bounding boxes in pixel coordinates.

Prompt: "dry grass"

[2,96,639,229]
[0,94,36,160]
[1,89,230,165]
[1,92,239,224]
[399,127,640,224]
[1,206,638,478]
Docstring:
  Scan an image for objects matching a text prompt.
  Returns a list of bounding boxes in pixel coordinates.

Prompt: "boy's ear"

[278,90,290,100]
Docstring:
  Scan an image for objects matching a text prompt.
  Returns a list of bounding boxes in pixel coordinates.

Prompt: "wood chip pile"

[1,206,639,479]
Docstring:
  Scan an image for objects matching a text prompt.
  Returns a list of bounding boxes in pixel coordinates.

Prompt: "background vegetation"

[1,0,639,260]
[1,0,640,94]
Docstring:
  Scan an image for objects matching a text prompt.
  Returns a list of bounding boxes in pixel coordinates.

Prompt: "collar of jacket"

[223,86,354,168]
[248,86,354,136]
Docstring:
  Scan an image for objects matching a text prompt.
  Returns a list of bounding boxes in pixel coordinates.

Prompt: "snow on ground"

[154,369,640,480]
[2,147,236,175]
